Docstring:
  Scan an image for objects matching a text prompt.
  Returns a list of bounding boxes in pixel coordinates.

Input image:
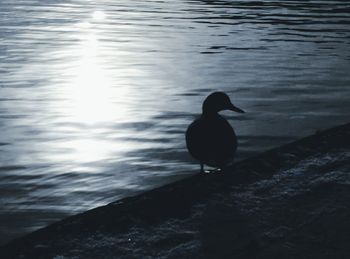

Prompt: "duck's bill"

[229,105,245,113]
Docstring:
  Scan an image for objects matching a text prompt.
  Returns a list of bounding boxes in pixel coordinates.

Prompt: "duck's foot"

[202,168,222,174]
[210,168,222,173]
[199,163,222,174]
[199,168,212,174]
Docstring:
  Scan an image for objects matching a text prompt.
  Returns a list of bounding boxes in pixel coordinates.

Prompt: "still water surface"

[0,0,350,243]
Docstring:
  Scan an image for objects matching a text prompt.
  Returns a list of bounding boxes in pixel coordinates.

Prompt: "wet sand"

[1,122,350,258]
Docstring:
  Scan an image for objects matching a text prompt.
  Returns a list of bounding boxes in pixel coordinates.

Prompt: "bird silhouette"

[186,92,244,173]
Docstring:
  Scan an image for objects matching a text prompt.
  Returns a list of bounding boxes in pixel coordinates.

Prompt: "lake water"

[0,0,349,244]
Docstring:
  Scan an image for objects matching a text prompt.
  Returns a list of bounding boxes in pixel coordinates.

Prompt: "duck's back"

[186,115,237,168]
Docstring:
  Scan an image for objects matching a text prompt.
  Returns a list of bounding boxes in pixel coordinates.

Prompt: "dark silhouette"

[186,92,244,173]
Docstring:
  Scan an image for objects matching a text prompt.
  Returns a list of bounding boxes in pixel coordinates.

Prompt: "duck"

[186,92,244,173]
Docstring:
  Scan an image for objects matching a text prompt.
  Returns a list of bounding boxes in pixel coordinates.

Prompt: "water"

[0,0,349,244]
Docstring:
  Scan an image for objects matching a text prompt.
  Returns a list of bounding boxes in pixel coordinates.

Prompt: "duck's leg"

[200,162,205,174]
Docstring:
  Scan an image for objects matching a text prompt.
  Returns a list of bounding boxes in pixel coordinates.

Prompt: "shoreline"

[1,122,350,258]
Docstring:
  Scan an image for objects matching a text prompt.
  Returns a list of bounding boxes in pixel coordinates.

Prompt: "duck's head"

[202,92,244,115]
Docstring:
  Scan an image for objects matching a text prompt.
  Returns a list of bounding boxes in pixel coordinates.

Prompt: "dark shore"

[1,123,350,259]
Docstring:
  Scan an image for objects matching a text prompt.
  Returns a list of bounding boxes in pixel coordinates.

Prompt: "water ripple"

[0,0,350,244]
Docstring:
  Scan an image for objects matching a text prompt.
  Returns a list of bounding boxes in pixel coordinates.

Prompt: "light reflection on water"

[0,0,350,243]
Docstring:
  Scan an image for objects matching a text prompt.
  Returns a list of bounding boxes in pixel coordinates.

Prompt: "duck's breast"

[186,115,237,167]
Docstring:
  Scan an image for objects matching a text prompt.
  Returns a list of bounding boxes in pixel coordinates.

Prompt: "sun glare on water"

[66,15,127,125]
[69,35,115,123]
[92,10,106,21]
[54,11,131,164]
